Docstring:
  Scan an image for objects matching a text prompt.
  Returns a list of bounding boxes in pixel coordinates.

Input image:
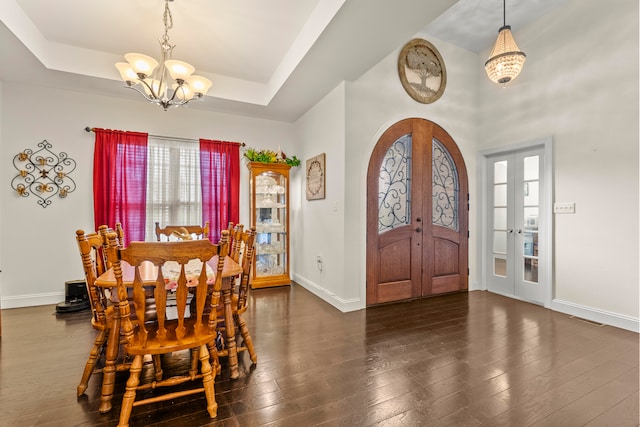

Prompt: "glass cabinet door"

[248,162,290,287]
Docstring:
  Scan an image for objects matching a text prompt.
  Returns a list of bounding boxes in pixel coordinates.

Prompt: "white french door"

[485,147,546,305]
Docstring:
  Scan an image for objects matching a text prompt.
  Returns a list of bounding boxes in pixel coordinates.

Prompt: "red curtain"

[199,139,240,241]
[93,128,148,245]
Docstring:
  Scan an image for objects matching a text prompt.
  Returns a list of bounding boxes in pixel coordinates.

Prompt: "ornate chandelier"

[115,0,212,110]
[484,0,526,85]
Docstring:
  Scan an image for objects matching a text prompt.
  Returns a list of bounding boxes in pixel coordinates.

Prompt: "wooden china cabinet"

[247,162,291,288]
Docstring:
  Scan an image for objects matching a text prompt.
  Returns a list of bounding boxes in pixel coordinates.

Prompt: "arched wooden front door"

[366,118,468,305]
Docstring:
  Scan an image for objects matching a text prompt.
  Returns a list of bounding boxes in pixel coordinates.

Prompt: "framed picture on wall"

[306,153,325,200]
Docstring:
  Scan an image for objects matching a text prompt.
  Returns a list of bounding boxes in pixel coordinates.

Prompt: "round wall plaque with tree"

[398,38,446,104]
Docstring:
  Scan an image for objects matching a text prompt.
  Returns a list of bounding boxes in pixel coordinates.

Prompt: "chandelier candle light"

[484,0,526,85]
[115,0,212,110]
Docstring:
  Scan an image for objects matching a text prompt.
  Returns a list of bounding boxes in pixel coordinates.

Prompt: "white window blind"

[145,137,203,240]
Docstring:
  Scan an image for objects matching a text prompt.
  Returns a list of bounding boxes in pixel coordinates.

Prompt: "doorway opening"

[478,137,553,307]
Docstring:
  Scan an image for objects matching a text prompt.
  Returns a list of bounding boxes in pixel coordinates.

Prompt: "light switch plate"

[553,202,575,214]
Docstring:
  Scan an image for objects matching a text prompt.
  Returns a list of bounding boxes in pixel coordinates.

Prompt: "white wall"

[0,83,297,308]
[477,0,639,326]
[291,83,350,308]
[0,80,3,311]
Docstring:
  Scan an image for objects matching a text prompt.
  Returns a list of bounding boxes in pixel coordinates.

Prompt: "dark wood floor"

[1,285,638,426]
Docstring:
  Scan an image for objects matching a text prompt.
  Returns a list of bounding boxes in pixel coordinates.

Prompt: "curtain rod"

[84,127,245,147]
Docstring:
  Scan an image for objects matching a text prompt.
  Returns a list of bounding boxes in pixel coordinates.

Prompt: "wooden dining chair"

[76,225,163,414]
[155,221,210,241]
[227,223,245,263]
[231,225,258,364]
[104,230,229,426]
[75,224,131,398]
[75,227,114,397]
[215,225,258,370]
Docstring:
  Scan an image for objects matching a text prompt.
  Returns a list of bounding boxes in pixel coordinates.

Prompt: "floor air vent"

[569,315,606,327]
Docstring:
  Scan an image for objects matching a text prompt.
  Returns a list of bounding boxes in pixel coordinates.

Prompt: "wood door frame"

[477,136,554,308]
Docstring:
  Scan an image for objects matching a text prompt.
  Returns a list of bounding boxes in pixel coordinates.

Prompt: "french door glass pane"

[524,258,539,282]
[494,160,507,183]
[493,230,507,253]
[524,181,539,206]
[523,155,539,180]
[494,183,507,206]
[494,256,507,277]
[524,207,539,230]
[494,207,507,229]
[523,232,538,256]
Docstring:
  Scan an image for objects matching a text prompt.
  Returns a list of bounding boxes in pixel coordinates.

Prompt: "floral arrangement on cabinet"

[243,146,300,167]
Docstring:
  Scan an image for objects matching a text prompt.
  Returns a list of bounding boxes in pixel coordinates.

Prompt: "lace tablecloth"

[162,259,216,291]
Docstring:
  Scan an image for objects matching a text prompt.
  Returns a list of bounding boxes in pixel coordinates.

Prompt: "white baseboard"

[291,273,363,313]
[551,298,639,333]
[1,292,64,309]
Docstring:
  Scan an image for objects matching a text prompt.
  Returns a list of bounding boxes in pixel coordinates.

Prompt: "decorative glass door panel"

[432,138,459,231]
[378,134,411,234]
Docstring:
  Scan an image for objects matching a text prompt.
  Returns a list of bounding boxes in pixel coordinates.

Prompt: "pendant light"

[484,0,527,85]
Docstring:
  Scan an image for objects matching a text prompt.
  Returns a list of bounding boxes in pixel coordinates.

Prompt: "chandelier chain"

[162,1,173,44]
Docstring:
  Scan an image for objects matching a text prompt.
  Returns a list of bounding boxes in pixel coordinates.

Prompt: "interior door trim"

[477,136,554,308]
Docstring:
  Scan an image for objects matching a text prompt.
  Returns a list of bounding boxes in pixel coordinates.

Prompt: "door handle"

[415,227,422,232]
[508,229,514,234]
[516,228,522,234]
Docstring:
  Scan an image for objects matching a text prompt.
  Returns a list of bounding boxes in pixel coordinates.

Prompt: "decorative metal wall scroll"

[11,140,77,208]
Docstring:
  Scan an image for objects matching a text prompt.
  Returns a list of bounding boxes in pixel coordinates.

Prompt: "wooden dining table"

[94,255,243,414]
